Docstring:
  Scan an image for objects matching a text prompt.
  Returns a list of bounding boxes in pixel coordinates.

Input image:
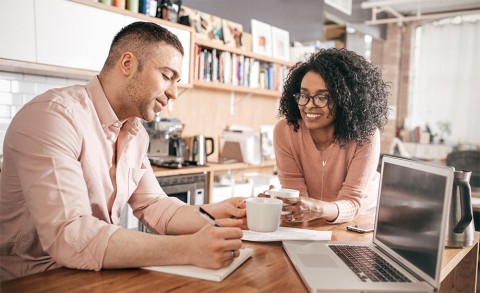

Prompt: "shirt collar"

[85,76,142,137]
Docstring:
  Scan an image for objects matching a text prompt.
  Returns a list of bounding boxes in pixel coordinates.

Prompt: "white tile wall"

[0,71,88,155]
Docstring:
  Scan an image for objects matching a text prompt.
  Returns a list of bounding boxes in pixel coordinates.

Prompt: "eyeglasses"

[293,93,330,108]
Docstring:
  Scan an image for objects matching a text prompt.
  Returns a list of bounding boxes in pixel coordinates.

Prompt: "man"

[0,21,246,281]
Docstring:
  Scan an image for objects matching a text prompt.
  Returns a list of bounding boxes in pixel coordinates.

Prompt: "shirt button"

[114,122,119,127]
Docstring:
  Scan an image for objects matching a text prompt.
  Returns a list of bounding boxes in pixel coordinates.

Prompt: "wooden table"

[1,215,478,292]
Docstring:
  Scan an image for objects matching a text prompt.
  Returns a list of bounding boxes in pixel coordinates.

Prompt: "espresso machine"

[144,114,186,168]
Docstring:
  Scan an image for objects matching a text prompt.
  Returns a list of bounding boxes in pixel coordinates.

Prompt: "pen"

[196,207,222,227]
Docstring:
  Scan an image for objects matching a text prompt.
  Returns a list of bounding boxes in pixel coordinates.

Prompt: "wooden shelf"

[192,80,282,98]
[0,58,97,80]
[70,0,194,33]
[195,38,295,67]
[0,58,192,89]
[152,160,275,177]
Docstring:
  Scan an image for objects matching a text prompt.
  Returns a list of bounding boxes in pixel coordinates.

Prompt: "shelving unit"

[194,38,294,67]
[193,38,294,98]
[192,79,282,98]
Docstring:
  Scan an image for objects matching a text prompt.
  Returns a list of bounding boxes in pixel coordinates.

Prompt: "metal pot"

[185,135,214,166]
[445,170,475,247]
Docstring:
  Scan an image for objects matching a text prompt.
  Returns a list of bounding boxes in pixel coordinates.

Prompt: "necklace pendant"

[322,161,326,167]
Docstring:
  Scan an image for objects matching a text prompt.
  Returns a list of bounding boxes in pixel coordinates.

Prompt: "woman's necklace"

[313,140,331,166]
[320,147,325,200]
[313,137,333,201]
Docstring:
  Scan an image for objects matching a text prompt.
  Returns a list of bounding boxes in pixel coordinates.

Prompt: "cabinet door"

[124,16,191,86]
[0,0,36,62]
[35,0,124,71]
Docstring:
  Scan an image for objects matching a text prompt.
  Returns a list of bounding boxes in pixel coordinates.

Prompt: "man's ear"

[119,52,136,76]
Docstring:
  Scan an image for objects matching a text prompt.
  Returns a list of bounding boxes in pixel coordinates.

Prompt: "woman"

[274,48,389,224]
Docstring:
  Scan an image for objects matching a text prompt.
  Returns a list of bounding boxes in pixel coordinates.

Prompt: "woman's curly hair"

[278,48,389,148]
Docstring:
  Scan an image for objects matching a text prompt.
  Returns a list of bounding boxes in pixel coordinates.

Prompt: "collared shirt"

[0,77,184,280]
[274,119,380,223]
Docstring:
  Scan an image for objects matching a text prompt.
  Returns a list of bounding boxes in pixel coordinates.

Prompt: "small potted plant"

[436,121,451,144]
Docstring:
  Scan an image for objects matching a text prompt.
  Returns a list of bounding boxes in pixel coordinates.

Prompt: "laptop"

[283,156,454,292]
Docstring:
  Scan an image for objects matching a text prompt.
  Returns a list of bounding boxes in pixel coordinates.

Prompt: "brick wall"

[377,23,415,153]
[379,24,400,153]
[0,71,87,155]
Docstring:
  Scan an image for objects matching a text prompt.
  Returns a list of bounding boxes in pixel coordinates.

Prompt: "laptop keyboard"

[329,245,411,283]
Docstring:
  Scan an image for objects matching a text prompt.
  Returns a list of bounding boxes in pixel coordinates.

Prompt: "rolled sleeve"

[128,161,186,235]
[53,218,120,270]
[330,200,359,224]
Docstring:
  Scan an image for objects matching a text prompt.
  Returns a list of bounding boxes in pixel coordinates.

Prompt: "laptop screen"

[375,158,450,282]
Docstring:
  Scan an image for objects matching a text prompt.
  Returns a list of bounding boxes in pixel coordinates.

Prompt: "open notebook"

[142,248,253,282]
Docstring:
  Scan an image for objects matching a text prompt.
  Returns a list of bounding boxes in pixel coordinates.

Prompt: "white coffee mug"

[267,188,300,199]
[246,197,283,232]
[265,188,300,215]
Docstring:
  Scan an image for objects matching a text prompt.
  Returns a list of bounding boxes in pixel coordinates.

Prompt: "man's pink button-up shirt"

[0,77,184,280]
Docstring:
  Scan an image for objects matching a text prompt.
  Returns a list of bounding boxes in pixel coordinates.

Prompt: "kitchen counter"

[152,161,277,203]
[1,215,478,292]
[152,160,276,177]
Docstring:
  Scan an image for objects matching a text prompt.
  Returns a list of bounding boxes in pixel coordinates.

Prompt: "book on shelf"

[194,45,200,81]
[212,48,218,82]
[193,46,289,91]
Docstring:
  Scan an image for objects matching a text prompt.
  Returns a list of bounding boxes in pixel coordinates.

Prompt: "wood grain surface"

[1,215,478,293]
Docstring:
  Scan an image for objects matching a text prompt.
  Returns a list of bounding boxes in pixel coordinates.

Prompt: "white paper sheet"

[241,227,332,242]
[142,248,253,282]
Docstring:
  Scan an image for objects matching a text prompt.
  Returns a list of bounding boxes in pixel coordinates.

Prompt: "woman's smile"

[304,112,322,120]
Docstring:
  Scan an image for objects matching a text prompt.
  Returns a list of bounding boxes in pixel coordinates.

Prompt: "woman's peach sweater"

[274,119,380,223]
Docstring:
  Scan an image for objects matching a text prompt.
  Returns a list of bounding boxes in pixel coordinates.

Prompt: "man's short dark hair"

[102,21,184,72]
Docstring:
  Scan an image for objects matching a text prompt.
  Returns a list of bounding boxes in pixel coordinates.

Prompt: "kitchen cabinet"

[0,0,193,84]
[35,0,124,72]
[0,0,36,63]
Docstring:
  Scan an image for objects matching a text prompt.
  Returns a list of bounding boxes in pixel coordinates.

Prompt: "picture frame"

[251,19,272,57]
[290,45,315,63]
[271,26,290,61]
[179,6,201,32]
[222,19,244,49]
[197,11,224,44]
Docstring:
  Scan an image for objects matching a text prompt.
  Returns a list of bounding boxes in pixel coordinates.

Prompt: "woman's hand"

[282,197,339,222]
[202,197,248,229]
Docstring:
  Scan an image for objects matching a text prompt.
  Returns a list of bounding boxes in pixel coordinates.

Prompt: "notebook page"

[142,248,253,282]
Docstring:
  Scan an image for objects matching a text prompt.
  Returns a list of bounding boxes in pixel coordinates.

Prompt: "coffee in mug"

[246,197,283,232]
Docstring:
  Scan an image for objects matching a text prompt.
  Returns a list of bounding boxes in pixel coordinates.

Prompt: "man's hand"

[202,197,248,229]
[187,224,243,269]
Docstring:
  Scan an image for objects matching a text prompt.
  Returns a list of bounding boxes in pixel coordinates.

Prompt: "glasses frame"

[293,92,330,108]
